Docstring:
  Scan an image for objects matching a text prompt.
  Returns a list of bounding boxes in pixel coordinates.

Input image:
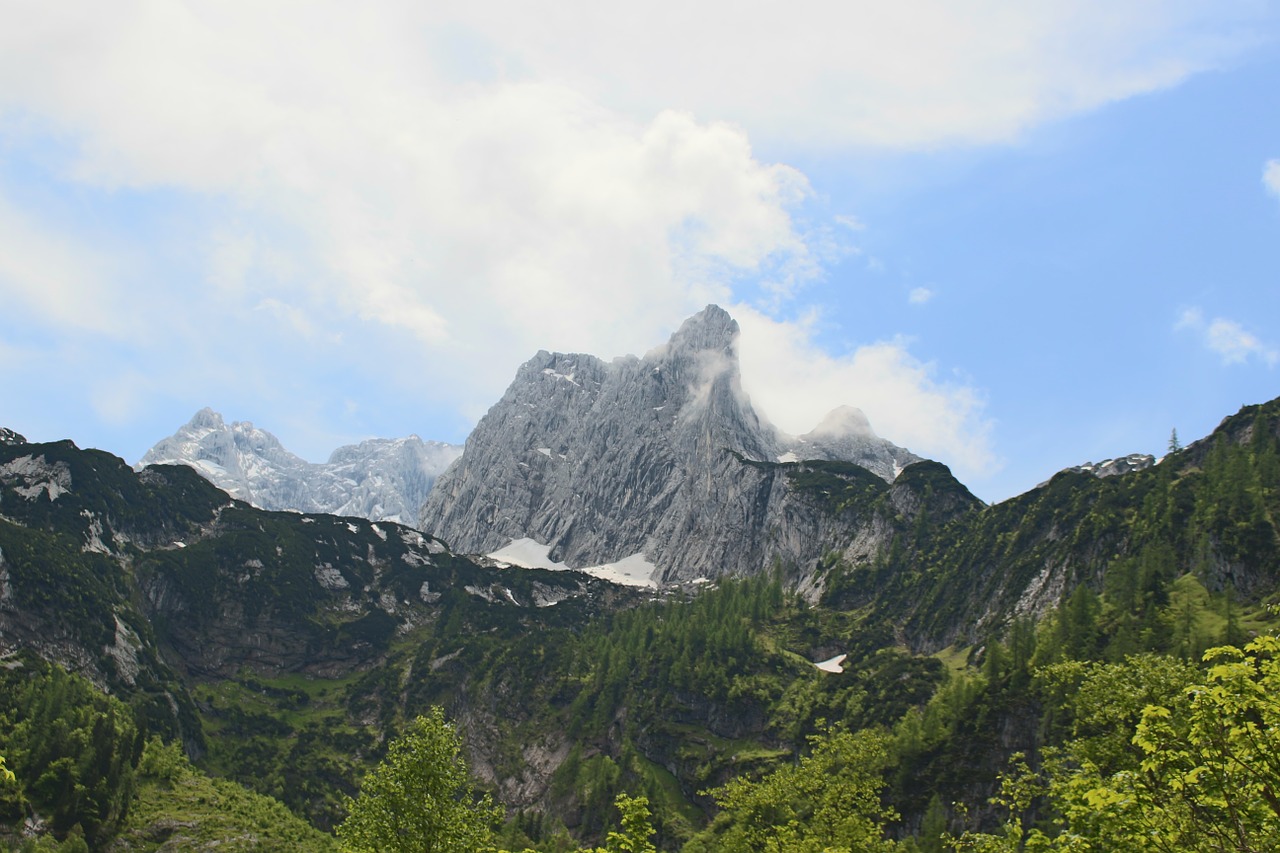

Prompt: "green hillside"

[1,396,1279,850]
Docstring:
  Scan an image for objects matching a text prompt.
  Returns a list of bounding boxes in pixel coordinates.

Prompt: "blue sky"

[1,2,1277,503]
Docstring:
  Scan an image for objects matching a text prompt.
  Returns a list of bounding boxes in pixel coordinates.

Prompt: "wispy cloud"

[1177,307,1279,366]
[0,186,128,337]
[1265,159,1280,199]
[440,1,1262,148]
[909,287,935,305]
[734,306,996,480]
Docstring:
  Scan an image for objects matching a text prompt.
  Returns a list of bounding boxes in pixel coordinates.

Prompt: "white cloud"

[1206,319,1279,366]
[733,306,996,479]
[0,1,1264,457]
[1175,306,1205,329]
[1265,159,1280,199]
[441,0,1262,148]
[909,287,935,305]
[1177,307,1279,366]
[91,370,152,426]
[0,188,125,336]
[0,5,817,401]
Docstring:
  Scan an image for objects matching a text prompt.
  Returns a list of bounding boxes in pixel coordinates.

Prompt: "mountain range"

[141,307,1170,592]
[423,305,921,583]
[2,364,1279,848]
[138,408,462,524]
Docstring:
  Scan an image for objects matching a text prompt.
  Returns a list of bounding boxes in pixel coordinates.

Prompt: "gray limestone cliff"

[419,305,921,583]
[138,409,461,524]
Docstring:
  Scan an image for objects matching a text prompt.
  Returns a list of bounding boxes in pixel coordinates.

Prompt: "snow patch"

[776,452,799,464]
[814,653,847,673]
[542,368,581,386]
[537,448,552,457]
[488,538,658,588]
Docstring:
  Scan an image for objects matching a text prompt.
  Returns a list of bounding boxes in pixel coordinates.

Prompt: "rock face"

[138,409,462,524]
[1038,453,1157,488]
[419,305,920,583]
[0,428,26,446]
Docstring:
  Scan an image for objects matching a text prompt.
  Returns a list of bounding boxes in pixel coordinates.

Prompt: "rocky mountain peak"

[808,406,876,440]
[665,304,738,356]
[0,428,26,446]
[419,306,923,583]
[187,407,226,430]
[772,406,918,482]
[138,411,461,524]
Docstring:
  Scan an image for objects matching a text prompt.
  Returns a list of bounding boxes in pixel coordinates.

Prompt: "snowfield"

[488,538,658,588]
[813,653,847,673]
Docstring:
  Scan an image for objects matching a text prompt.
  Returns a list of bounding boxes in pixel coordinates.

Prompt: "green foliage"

[953,635,1280,851]
[690,726,900,852]
[599,794,658,853]
[118,737,340,851]
[0,658,142,845]
[336,707,501,853]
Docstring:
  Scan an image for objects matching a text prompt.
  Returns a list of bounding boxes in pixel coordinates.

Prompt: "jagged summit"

[666,303,738,354]
[779,405,920,481]
[0,427,26,446]
[1038,453,1157,488]
[809,405,876,439]
[138,410,461,524]
[419,305,921,582]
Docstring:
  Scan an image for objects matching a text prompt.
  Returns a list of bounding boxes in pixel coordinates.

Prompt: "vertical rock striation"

[419,305,921,582]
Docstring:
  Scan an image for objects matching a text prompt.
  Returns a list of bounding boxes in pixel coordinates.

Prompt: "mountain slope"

[419,305,920,582]
[2,391,1279,848]
[139,408,462,523]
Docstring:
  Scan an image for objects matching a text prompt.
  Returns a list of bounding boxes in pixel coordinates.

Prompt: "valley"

[2,308,1279,850]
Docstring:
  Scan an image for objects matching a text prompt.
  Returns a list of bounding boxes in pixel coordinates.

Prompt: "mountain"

[2,390,1279,849]
[0,434,635,841]
[419,305,920,584]
[138,408,462,524]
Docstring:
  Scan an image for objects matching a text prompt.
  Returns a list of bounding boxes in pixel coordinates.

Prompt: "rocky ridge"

[138,409,462,524]
[419,305,922,583]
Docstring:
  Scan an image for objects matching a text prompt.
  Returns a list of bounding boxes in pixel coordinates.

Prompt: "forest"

[1,399,1279,850]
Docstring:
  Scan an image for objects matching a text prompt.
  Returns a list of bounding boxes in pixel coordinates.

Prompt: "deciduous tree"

[337,707,500,853]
